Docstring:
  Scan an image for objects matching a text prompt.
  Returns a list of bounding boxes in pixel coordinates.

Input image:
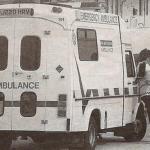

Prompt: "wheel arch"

[85,108,101,132]
[133,101,147,121]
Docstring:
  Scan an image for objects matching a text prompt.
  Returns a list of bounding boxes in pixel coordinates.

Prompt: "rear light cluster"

[58,94,67,117]
[0,92,4,116]
[20,92,37,117]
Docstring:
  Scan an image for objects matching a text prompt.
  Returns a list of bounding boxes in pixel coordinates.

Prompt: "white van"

[0,3,147,150]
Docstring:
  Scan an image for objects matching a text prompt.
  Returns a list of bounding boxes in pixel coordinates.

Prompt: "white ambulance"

[0,2,147,150]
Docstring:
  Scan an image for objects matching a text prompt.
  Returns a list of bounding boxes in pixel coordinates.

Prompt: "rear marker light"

[0,92,4,116]
[66,118,70,131]
[58,94,67,117]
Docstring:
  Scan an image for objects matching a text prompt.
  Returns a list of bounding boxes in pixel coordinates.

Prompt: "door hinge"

[41,120,48,125]
[42,75,49,79]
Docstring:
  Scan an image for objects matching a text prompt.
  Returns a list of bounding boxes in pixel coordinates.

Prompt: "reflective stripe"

[75,94,139,101]
[124,88,129,95]
[74,87,139,114]
[114,88,120,95]
[75,87,139,100]
[4,101,58,107]
[133,87,138,94]
[103,88,109,96]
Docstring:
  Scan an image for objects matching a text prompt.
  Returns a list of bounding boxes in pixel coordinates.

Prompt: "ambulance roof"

[0,3,120,29]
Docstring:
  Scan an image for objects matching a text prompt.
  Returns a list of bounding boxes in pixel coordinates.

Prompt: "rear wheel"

[124,111,147,142]
[82,117,98,150]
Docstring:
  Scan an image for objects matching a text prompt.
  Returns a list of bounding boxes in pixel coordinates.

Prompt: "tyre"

[82,117,98,150]
[124,111,147,142]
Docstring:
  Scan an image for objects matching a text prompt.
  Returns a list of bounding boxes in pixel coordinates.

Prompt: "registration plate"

[0,8,34,17]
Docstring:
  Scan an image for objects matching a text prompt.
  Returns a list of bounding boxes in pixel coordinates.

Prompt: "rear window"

[0,36,8,71]
[20,36,41,71]
[20,92,37,117]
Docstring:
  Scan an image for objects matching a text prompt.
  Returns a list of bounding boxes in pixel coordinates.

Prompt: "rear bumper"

[0,131,85,147]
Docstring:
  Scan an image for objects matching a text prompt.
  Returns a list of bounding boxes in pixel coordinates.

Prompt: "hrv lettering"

[0,82,39,89]
[0,8,34,17]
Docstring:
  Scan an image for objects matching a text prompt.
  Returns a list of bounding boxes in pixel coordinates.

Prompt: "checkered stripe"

[74,86,139,100]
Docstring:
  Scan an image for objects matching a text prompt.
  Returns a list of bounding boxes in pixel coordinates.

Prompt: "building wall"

[75,0,150,28]
[115,0,150,28]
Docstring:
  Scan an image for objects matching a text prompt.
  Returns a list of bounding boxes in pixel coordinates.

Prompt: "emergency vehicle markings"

[4,101,58,107]
[74,52,138,113]
[101,40,113,52]
[75,11,119,25]
[75,87,138,102]
[56,65,64,73]
[0,82,39,89]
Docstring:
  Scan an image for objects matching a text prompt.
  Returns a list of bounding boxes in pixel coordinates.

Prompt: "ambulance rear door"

[12,18,48,131]
[0,18,14,130]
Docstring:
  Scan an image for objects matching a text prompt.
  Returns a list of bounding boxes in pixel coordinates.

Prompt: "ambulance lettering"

[0,82,39,89]
[101,15,118,24]
[76,11,118,25]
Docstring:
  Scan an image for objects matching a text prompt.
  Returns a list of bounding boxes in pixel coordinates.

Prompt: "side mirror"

[136,62,146,79]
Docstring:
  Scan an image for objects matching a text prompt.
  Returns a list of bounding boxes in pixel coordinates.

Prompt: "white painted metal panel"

[12,18,48,131]
[0,18,14,130]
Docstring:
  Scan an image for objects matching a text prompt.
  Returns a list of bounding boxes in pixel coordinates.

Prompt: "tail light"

[20,92,37,117]
[58,94,67,117]
[0,92,4,116]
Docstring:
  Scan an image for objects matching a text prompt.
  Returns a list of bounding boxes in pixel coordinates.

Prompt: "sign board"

[0,8,34,17]
[101,40,113,47]
[75,10,119,25]
[101,40,113,52]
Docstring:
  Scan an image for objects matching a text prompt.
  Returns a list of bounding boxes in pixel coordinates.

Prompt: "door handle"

[15,71,23,75]
[127,82,132,85]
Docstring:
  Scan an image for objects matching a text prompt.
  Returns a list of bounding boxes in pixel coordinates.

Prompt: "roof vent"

[81,2,99,8]
[80,2,100,11]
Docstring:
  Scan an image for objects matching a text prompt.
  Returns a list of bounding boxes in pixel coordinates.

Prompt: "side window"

[125,51,135,77]
[0,36,8,71]
[77,29,98,61]
[20,36,41,71]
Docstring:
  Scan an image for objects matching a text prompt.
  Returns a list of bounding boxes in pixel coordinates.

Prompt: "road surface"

[11,125,150,150]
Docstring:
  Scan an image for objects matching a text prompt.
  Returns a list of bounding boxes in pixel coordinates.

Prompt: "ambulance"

[0,2,147,150]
